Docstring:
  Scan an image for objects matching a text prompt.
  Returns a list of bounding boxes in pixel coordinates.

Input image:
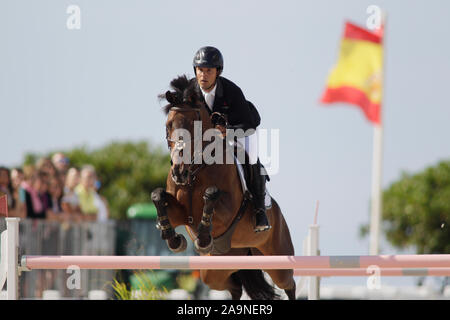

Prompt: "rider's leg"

[237,131,271,232]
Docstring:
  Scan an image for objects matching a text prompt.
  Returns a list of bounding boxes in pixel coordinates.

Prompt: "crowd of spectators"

[0,152,109,222]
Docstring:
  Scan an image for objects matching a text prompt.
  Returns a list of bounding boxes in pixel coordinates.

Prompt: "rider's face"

[195,67,217,92]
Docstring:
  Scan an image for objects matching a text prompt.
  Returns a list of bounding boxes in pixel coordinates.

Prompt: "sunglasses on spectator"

[57,158,70,164]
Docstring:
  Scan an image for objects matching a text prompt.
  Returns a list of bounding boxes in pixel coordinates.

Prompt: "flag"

[0,194,8,217]
[320,21,384,124]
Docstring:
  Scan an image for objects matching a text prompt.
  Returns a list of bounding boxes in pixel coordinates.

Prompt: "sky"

[1,0,450,290]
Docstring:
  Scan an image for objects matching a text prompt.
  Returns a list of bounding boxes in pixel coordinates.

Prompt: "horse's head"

[160,75,214,186]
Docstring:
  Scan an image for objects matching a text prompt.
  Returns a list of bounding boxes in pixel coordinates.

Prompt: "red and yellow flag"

[320,21,384,125]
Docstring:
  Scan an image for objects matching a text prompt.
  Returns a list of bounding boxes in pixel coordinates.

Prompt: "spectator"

[11,167,24,190]
[93,179,109,222]
[10,167,24,217]
[16,165,33,218]
[20,169,46,219]
[38,171,52,216]
[51,152,70,183]
[36,157,58,183]
[75,165,99,221]
[47,174,65,221]
[61,167,81,214]
[0,166,15,211]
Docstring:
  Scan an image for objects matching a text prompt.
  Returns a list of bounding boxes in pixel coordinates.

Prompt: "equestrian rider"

[192,46,271,233]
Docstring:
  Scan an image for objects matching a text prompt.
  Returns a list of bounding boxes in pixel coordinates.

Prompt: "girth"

[186,189,252,255]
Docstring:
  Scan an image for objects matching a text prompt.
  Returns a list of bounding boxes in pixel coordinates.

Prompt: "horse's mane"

[159,75,203,114]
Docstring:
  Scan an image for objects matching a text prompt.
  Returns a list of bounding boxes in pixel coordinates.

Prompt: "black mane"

[159,75,203,114]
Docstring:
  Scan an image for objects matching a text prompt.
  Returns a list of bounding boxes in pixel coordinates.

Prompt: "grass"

[111,271,169,300]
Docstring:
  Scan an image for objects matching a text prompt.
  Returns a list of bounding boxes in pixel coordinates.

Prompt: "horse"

[151,75,296,300]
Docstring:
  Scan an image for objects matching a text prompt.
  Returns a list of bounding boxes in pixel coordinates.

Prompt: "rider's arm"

[222,79,258,131]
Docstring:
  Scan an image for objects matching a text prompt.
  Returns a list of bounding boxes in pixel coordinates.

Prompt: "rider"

[192,46,271,233]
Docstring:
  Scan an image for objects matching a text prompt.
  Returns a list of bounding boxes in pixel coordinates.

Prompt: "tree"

[23,140,171,219]
[360,160,450,254]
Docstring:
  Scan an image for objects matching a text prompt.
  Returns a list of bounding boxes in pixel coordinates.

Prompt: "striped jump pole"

[21,254,450,271]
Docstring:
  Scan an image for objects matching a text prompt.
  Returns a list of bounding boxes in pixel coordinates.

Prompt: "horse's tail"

[232,269,279,300]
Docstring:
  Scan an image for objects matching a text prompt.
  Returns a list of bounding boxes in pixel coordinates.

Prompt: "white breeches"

[236,130,259,165]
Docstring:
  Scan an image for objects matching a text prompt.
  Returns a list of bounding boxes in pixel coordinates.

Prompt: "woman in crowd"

[74,165,99,221]
[0,166,15,212]
[61,167,85,222]
[51,152,70,184]
[47,174,65,221]
[20,168,47,219]
[36,157,58,179]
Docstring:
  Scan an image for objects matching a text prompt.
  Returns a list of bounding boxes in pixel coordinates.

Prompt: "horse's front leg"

[195,186,221,255]
[151,187,187,253]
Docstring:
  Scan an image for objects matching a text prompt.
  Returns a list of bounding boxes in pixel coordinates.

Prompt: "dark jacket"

[24,190,47,219]
[193,76,261,131]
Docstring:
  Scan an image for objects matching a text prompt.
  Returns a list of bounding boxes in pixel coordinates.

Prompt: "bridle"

[165,103,230,225]
[166,106,209,188]
[166,105,212,226]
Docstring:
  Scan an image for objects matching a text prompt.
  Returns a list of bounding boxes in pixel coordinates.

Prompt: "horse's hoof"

[167,234,187,253]
[194,237,213,255]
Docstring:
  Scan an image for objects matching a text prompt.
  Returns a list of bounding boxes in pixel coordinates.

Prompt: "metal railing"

[0,218,194,299]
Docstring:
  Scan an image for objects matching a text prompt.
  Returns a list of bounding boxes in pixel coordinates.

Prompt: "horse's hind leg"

[252,200,297,299]
[284,283,296,300]
[254,249,297,300]
[228,273,243,300]
[262,268,296,300]
[200,270,242,300]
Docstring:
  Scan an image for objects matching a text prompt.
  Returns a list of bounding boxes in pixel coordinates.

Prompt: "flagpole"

[369,124,383,255]
[369,11,386,255]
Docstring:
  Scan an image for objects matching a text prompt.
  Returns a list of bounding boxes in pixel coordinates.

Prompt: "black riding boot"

[250,160,271,232]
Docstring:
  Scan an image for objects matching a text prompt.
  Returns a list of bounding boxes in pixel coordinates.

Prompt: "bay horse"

[151,75,296,300]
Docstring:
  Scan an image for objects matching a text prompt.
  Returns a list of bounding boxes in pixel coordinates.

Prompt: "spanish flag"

[321,22,384,125]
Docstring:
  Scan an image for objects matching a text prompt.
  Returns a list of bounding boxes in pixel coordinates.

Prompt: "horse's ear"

[165,91,176,104]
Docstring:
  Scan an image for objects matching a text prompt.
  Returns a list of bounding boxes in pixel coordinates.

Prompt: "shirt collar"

[200,82,217,97]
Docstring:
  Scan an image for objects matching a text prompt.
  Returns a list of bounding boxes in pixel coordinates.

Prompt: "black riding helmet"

[193,46,224,76]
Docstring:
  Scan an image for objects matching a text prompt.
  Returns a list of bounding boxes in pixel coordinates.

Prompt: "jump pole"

[20,254,450,270]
